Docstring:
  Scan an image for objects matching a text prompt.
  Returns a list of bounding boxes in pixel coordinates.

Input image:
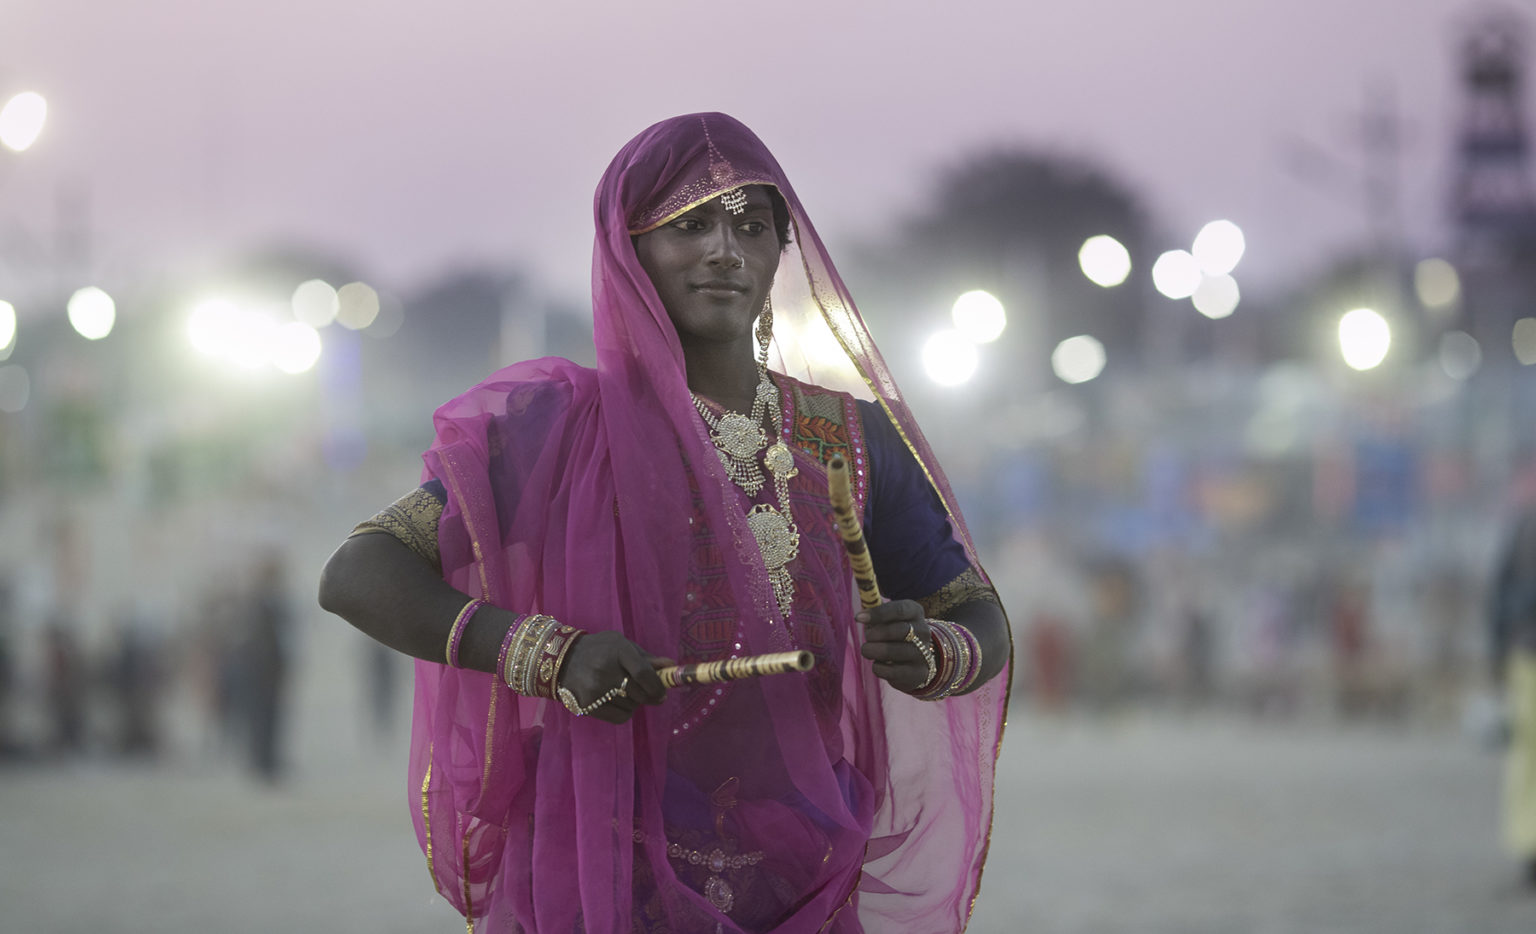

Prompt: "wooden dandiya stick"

[827,454,883,610]
[656,650,814,688]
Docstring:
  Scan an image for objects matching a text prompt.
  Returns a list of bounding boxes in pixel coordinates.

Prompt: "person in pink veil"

[320,112,1010,933]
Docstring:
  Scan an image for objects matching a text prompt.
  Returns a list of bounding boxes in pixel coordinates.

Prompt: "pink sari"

[411,113,1008,933]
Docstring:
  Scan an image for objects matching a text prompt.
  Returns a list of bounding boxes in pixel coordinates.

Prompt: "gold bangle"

[445,598,484,668]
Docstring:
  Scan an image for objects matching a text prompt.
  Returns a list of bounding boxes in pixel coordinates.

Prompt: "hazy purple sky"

[2,0,1518,309]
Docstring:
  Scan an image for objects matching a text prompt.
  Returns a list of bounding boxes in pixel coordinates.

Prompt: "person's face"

[633,186,781,349]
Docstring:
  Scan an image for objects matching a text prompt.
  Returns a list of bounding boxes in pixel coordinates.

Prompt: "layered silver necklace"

[692,370,800,621]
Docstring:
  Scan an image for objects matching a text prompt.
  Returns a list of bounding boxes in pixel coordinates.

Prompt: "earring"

[756,298,774,370]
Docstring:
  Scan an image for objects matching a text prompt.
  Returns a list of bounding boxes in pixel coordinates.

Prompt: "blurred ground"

[3,708,1534,934]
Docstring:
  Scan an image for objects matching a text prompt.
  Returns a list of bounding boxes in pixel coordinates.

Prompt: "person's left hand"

[858,600,934,693]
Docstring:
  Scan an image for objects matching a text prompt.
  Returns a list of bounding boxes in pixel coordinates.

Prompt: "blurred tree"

[846,148,1155,380]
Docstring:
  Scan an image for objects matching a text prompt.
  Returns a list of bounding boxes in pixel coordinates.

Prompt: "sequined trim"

[917,568,1000,619]
[349,488,444,571]
[777,374,868,518]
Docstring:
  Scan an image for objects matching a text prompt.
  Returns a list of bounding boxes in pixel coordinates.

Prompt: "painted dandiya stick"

[828,454,883,611]
[657,650,814,688]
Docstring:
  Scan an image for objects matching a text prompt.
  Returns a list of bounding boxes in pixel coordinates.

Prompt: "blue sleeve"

[857,400,972,602]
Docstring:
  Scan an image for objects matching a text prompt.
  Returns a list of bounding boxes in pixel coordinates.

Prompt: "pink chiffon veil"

[409,113,1010,933]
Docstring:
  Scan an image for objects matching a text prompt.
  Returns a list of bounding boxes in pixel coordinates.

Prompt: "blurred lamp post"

[1078,235,1131,288]
[1151,250,1202,300]
[950,289,1006,343]
[67,286,115,340]
[0,91,47,152]
[1052,334,1106,384]
[1190,220,1245,276]
[0,300,15,360]
[922,329,979,387]
[1338,307,1391,371]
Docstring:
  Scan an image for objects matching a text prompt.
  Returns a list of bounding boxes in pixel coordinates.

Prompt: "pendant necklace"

[692,372,800,621]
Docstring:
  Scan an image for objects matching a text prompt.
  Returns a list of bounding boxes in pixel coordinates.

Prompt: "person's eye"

[740,220,768,235]
[671,217,705,232]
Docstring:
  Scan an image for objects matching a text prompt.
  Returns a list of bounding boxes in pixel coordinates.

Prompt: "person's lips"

[690,279,749,296]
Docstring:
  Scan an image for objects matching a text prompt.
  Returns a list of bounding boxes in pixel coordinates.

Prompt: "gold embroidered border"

[628,179,780,235]
[917,568,1001,620]
[350,488,444,571]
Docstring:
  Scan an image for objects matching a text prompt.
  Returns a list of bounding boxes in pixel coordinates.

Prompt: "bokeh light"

[0,364,29,413]
[188,299,240,358]
[1192,274,1241,319]
[0,91,47,152]
[1151,250,1202,299]
[1191,220,1245,276]
[67,287,116,340]
[922,329,979,386]
[336,282,381,330]
[188,298,322,374]
[365,293,405,339]
[271,322,323,374]
[1437,330,1481,380]
[1513,317,1536,366]
[0,300,15,354]
[1052,334,1106,384]
[1338,308,1390,371]
[1414,258,1461,310]
[292,279,340,328]
[1078,235,1131,287]
[951,290,1006,343]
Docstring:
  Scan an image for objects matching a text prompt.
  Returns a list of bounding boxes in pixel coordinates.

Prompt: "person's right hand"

[556,630,670,724]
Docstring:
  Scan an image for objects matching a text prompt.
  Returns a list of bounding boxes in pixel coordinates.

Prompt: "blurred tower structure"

[1451,8,1536,366]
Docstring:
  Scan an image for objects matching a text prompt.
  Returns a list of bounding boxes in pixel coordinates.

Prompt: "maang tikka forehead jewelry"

[719,187,748,215]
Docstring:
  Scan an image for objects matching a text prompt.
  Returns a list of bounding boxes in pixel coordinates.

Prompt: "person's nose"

[705,224,744,269]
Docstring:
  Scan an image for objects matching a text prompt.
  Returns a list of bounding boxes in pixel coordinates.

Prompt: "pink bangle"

[445,598,485,668]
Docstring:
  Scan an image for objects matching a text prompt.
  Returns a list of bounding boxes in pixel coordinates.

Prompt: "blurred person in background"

[1489,509,1536,889]
[320,113,1010,933]
[44,613,86,755]
[245,553,292,783]
[0,575,15,757]
[105,607,163,757]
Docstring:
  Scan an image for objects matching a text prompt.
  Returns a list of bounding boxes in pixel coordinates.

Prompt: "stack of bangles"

[445,599,593,712]
[911,618,984,701]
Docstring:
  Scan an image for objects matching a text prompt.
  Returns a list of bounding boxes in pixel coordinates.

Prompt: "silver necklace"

[692,374,800,620]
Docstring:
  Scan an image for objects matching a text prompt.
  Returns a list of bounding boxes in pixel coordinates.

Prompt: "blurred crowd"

[0,552,335,781]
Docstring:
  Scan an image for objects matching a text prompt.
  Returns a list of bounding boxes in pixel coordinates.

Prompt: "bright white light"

[271,322,323,374]
[188,299,240,358]
[1192,274,1240,319]
[951,290,1006,343]
[1151,250,1202,299]
[1078,235,1131,287]
[922,330,979,386]
[226,310,278,370]
[1513,318,1536,366]
[292,279,339,328]
[336,282,380,330]
[67,287,115,340]
[0,365,28,413]
[1414,258,1460,310]
[1052,335,1106,384]
[1437,330,1481,380]
[1338,308,1391,371]
[0,92,47,152]
[1191,220,1245,275]
[0,301,14,352]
